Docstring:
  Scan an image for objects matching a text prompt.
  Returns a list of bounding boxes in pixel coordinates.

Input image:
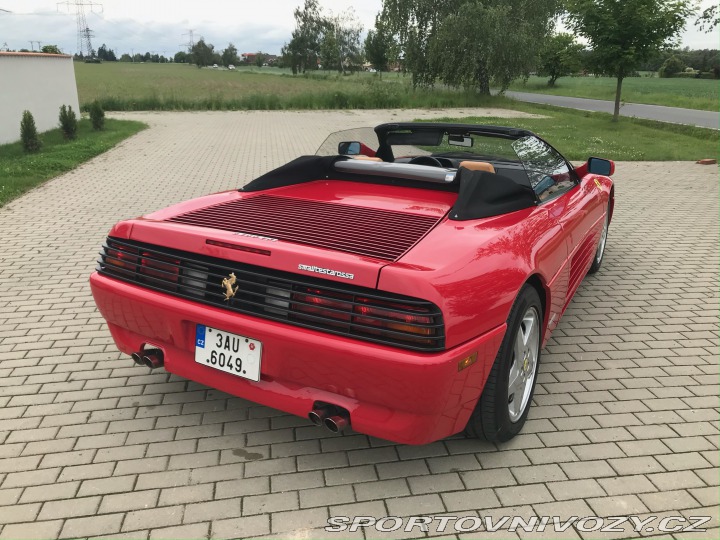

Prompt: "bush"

[659,55,685,78]
[89,101,105,130]
[20,110,42,152]
[58,105,78,140]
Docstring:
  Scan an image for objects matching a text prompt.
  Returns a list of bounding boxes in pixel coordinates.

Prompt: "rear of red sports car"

[90,123,614,445]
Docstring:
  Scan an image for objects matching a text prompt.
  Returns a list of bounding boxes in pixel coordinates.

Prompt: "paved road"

[0,110,718,540]
[505,91,720,129]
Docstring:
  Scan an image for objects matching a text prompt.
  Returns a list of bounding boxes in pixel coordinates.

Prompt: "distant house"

[0,51,80,144]
[241,53,278,65]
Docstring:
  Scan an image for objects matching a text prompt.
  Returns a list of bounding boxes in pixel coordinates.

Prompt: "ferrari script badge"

[221,272,239,301]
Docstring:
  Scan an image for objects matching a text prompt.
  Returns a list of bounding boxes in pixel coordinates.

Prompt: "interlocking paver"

[0,110,716,539]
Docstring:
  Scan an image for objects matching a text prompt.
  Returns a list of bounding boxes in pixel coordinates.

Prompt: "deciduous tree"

[696,5,718,31]
[659,54,686,77]
[566,0,694,120]
[379,0,561,93]
[222,43,239,67]
[254,52,267,67]
[537,33,584,86]
[190,38,215,68]
[364,17,397,72]
[41,45,62,54]
[321,10,363,74]
[282,0,325,73]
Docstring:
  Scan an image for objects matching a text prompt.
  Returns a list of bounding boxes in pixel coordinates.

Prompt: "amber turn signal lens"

[457,353,478,372]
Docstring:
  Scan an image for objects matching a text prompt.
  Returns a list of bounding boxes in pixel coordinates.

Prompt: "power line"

[181,28,195,51]
[57,0,103,57]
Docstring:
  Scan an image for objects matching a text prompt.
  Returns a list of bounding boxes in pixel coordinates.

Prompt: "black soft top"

[241,123,540,221]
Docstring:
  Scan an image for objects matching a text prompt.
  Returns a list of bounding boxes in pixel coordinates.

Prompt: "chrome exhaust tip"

[141,349,164,369]
[308,410,325,426]
[308,404,334,426]
[131,352,144,366]
[324,414,349,433]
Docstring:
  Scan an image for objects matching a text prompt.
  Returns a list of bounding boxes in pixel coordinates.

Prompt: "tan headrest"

[459,161,495,173]
[351,156,382,162]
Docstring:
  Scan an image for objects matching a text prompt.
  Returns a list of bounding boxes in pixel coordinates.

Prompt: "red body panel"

[91,171,613,444]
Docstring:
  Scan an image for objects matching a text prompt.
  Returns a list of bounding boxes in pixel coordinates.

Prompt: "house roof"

[0,51,72,58]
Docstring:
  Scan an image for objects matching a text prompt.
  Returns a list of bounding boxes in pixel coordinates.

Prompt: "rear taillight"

[105,243,139,273]
[291,287,438,344]
[353,297,436,342]
[354,297,434,335]
[139,251,179,291]
[292,288,353,326]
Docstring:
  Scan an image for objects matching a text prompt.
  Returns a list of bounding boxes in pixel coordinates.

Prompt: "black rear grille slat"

[103,238,436,307]
[98,238,445,352]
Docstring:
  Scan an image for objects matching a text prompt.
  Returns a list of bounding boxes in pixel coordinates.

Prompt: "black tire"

[588,210,609,275]
[464,285,543,442]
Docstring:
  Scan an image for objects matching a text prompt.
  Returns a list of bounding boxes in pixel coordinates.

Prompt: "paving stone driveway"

[0,110,718,540]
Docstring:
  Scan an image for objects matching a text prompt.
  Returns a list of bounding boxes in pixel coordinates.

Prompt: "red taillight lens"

[354,297,435,337]
[105,243,139,272]
[290,287,436,342]
[140,251,180,285]
[292,288,353,324]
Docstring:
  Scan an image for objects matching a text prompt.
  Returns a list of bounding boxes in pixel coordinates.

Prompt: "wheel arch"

[524,273,550,340]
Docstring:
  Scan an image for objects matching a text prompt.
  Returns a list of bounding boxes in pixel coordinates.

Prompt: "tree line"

[174,41,273,68]
[273,0,716,119]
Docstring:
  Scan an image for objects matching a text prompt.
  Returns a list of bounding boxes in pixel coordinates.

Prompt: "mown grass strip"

[0,118,147,207]
[507,75,719,111]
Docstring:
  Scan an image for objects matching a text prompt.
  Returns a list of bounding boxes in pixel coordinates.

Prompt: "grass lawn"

[0,118,146,207]
[425,102,719,161]
[76,63,719,113]
[507,75,719,111]
[74,62,496,111]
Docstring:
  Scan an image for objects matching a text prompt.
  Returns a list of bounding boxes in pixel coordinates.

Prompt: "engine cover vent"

[167,195,442,261]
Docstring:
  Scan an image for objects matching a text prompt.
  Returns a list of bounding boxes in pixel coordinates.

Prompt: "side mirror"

[338,141,361,156]
[587,157,614,176]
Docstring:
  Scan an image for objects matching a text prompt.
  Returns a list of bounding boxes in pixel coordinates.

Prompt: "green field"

[428,103,719,162]
[67,62,719,163]
[74,62,498,111]
[75,63,720,112]
[507,75,719,111]
[0,119,146,207]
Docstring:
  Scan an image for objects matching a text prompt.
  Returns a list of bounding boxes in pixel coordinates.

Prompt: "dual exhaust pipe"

[131,349,164,369]
[309,403,350,433]
[132,353,348,432]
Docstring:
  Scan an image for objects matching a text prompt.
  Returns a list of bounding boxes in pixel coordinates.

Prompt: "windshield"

[315,127,430,159]
[315,126,575,200]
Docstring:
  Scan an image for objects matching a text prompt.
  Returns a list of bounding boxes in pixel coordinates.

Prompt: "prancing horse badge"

[221,272,239,301]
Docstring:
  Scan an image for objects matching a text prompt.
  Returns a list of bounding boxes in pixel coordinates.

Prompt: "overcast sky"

[0,0,716,57]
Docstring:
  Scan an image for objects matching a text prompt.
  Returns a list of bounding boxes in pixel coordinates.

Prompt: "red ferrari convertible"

[90,123,614,445]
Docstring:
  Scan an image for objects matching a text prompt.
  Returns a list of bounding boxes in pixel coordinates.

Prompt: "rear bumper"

[90,272,505,444]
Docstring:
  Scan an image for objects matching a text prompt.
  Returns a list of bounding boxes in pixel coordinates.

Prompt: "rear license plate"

[194,325,262,382]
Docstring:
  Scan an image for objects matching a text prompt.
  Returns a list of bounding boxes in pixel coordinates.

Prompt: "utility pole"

[181,29,195,51]
[29,40,43,51]
[57,0,103,58]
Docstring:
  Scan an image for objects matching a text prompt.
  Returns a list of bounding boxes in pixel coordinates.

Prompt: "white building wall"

[0,52,81,145]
